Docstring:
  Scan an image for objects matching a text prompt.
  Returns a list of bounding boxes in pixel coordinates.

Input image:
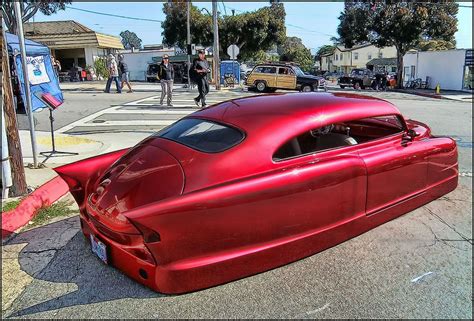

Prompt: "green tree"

[1,0,72,32]
[315,44,336,69]
[278,36,313,72]
[120,30,143,50]
[335,1,458,88]
[417,39,456,51]
[161,2,286,60]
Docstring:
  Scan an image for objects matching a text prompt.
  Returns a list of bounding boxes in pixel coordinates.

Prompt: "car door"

[352,115,430,215]
[276,67,297,89]
[248,66,277,88]
[270,136,367,237]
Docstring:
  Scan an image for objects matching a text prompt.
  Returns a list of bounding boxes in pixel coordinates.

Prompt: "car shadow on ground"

[5,216,162,318]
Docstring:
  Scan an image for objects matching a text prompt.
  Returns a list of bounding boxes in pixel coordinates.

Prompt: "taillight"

[131,221,161,244]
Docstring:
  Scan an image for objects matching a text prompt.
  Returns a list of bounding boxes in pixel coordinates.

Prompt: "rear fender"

[54,148,129,211]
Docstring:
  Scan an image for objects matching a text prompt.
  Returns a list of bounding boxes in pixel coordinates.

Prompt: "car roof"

[192,92,401,143]
[254,62,299,68]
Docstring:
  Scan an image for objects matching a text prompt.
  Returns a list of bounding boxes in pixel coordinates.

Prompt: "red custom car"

[55,93,458,294]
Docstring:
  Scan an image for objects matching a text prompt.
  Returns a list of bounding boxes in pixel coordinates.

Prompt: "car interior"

[273,115,404,161]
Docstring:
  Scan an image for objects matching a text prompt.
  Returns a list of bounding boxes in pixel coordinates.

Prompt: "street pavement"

[2,88,472,319]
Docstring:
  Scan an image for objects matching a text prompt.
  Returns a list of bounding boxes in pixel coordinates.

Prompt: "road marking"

[306,303,330,315]
[411,271,434,283]
[81,120,175,126]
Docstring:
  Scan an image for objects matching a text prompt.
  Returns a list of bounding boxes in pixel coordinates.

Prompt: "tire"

[255,81,267,92]
[301,85,313,92]
[340,85,345,89]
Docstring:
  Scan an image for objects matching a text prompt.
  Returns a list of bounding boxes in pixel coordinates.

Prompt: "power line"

[64,6,163,23]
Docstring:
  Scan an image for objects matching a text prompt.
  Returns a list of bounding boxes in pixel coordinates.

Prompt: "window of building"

[354,52,359,60]
[272,115,404,161]
[335,54,338,61]
[340,53,343,60]
[379,52,383,58]
[368,53,372,60]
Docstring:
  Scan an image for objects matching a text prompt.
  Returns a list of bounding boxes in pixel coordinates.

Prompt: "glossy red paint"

[55,92,458,294]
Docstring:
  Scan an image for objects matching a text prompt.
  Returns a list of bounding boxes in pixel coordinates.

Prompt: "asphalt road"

[3,89,472,319]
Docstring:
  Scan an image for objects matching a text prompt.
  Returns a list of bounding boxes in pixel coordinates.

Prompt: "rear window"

[156,118,245,153]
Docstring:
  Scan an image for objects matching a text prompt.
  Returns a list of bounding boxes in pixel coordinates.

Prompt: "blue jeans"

[105,76,121,93]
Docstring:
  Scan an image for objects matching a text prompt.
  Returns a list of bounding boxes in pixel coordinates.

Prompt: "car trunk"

[55,144,184,233]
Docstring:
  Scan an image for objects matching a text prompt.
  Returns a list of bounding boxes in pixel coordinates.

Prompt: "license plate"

[90,235,108,264]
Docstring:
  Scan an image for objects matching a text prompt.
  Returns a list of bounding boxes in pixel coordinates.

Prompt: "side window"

[273,115,405,161]
[263,66,276,74]
[278,67,292,75]
[254,66,265,73]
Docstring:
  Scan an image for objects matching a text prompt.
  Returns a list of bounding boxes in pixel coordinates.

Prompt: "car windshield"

[351,69,364,76]
[293,66,306,76]
[156,118,245,153]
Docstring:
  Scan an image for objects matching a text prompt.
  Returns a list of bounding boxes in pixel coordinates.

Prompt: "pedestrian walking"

[193,50,210,108]
[104,54,122,93]
[158,54,174,106]
[118,54,133,93]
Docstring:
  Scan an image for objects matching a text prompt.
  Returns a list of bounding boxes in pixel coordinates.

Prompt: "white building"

[120,48,174,81]
[335,44,397,74]
[403,49,473,91]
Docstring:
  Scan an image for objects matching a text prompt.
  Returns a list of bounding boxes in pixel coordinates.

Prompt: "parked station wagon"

[245,62,326,92]
[56,93,458,294]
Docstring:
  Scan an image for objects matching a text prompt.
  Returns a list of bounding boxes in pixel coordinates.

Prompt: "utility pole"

[212,0,220,90]
[186,1,191,91]
[13,1,39,168]
[2,17,28,196]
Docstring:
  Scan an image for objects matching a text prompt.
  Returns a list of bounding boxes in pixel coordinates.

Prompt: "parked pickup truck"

[338,68,374,89]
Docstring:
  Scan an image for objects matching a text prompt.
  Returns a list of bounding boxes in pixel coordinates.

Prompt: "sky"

[33,1,473,54]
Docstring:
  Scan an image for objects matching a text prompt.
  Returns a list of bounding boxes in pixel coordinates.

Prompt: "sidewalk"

[59,81,246,93]
[392,88,472,102]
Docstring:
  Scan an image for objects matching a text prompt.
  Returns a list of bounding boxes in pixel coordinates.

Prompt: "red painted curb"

[2,176,69,239]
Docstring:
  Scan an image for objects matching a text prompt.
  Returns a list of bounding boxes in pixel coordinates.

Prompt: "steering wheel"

[310,124,334,137]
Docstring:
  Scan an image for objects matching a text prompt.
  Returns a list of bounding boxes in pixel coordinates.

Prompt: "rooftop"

[22,20,123,50]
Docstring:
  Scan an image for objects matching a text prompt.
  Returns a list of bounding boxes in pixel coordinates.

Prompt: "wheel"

[340,85,345,89]
[354,82,361,90]
[301,85,313,92]
[255,81,267,92]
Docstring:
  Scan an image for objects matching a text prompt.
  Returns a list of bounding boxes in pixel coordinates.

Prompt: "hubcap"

[257,83,265,91]
[303,86,312,92]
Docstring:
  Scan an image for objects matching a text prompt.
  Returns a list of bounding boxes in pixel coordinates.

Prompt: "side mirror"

[402,129,419,144]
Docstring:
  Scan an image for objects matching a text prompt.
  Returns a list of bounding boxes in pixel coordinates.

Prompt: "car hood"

[298,75,324,82]
[89,144,185,215]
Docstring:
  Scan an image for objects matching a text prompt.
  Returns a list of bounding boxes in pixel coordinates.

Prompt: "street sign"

[227,44,239,59]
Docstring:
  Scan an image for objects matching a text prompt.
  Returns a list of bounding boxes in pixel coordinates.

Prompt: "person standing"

[118,54,133,93]
[158,54,174,106]
[104,54,121,93]
[193,50,210,108]
[51,55,61,77]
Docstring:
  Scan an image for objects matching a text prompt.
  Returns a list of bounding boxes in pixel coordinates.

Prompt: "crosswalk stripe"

[81,120,175,126]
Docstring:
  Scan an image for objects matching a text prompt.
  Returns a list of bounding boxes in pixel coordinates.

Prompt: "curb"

[1,176,69,239]
[393,89,446,100]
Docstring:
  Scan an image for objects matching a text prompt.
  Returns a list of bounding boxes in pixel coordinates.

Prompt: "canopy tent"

[6,32,63,112]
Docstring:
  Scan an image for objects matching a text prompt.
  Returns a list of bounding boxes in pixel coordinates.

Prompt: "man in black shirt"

[192,50,210,108]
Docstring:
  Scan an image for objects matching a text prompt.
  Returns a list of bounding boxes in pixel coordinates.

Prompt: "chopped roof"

[193,93,401,143]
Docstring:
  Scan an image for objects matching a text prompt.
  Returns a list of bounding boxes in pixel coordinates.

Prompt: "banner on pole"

[26,56,51,85]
